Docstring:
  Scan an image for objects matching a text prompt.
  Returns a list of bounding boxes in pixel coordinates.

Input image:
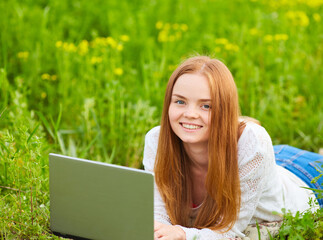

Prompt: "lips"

[180,123,202,130]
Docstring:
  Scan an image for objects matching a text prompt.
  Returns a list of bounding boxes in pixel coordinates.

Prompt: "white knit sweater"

[143,123,316,240]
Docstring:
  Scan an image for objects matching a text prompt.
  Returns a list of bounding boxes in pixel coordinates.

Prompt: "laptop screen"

[49,153,154,240]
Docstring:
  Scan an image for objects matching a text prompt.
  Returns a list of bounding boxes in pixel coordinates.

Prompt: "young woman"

[143,56,322,240]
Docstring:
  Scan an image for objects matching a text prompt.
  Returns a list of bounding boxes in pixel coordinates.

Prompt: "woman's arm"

[143,127,236,240]
[232,123,282,235]
[143,124,278,239]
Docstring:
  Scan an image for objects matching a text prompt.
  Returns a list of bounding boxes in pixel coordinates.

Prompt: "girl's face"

[168,73,211,149]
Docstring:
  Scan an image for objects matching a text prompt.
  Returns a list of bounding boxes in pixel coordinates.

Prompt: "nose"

[183,106,199,118]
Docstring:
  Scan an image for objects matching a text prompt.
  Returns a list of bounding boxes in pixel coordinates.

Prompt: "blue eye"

[175,100,185,105]
[202,104,211,109]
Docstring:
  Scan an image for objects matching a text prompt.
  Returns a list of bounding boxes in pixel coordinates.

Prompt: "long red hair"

[155,56,242,231]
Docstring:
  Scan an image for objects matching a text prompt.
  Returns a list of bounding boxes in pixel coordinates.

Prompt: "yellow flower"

[120,35,130,42]
[116,44,124,51]
[225,43,239,52]
[180,24,188,32]
[41,92,47,99]
[313,13,321,22]
[215,38,228,45]
[90,57,103,65]
[264,34,273,42]
[55,41,63,48]
[17,51,29,60]
[114,68,123,76]
[294,95,305,105]
[92,37,107,48]
[41,73,51,80]
[286,11,309,27]
[158,30,168,42]
[78,40,89,55]
[156,21,163,29]
[274,34,289,41]
[249,28,259,36]
[63,42,77,52]
[106,37,117,48]
[51,75,57,81]
[172,23,179,30]
[214,47,221,53]
[306,0,323,8]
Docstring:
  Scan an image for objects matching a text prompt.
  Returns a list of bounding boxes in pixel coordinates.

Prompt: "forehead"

[172,73,211,98]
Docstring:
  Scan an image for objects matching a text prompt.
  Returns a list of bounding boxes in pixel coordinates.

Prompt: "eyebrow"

[172,94,211,102]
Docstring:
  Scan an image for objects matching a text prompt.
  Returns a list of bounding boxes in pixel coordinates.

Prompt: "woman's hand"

[154,221,186,240]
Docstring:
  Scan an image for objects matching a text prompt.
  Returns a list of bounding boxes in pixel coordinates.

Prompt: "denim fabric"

[274,145,323,208]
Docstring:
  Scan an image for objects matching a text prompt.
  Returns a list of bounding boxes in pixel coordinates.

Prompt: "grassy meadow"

[0,0,323,238]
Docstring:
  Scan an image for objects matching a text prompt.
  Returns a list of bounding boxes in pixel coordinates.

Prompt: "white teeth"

[182,124,201,129]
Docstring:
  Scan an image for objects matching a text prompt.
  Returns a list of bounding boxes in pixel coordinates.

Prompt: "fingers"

[154,222,185,240]
[154,220,162,230]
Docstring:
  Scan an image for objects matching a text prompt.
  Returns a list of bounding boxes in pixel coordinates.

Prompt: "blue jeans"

[274,145,323,208]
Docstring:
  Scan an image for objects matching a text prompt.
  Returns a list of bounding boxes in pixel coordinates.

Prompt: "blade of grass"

[79,134,99,158]
[0,106,7,119]
[36,111,55,139]
[27,123,40,144]
[256,221,262,240]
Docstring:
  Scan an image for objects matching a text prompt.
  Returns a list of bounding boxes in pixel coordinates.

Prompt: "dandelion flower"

[225,43,239,52]
[274,34,288,41]
[116,44,124,51]
[114,68,123,76]
[286,11,309,27]
[158,30,168,42]
[90,57,103,65]
[181,24,188,32]
[55,41,63,48]
[17,51,29,60]
[41,92,47,99]
[215,38,228,45]
[51,75,57,81]
[106,37,117,48]
[120,35,130,42]
[249,28,259,36]
[264,34,273,42]
[41,73,51,80]
[63,42,77,52]
[156,21,163,29]
[78,40,89,55]
[172,23,179,30]
[313,13,321,22]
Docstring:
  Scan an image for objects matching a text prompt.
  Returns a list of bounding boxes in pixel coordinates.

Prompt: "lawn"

[0,0,322,238]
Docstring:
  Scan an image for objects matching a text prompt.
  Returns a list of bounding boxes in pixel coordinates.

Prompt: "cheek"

[168,105,180,130]
[202,112,211,125]
[168,105,177,122]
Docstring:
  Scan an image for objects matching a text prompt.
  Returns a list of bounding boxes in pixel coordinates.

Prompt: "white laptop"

[49,153,154,240]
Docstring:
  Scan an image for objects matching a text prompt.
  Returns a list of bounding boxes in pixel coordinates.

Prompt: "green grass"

[0,0,323,238]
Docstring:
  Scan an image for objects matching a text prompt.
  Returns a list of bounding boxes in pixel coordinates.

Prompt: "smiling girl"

[143,56,322,240]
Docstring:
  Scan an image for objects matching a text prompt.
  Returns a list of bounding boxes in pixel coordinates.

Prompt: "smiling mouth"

[181,123,202,130]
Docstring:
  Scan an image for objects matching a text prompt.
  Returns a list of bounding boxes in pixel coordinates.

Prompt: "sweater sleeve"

[232,123,279,236]
[143,126,172,225]
[142,124,276,240]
